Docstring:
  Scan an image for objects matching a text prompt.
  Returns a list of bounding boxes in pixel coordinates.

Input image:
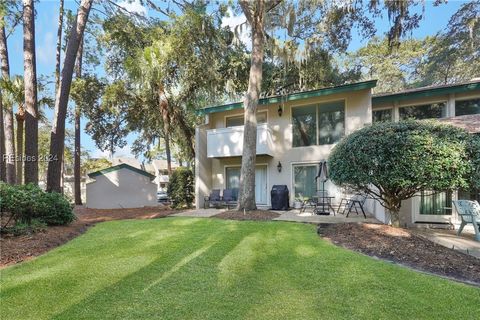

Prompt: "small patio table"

[312,195,335,216]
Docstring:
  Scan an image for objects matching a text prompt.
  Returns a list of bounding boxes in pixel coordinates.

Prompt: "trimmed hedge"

[0,182,75,226]
[167,167,194,209]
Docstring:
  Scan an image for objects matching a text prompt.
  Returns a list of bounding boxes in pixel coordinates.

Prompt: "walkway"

[170,208,226,218]
[413,229,480,259]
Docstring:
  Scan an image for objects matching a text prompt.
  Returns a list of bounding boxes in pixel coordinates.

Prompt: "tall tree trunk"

[158,86,172,174]
[23,0,39,184]
[0,23,15,184]
[15,108,25,184]
[237,2,266,211]
[0,89,6,182]
[47,0,93,193]
[74,38,83,205]
[55,0,64,92]
[165,135,171,174]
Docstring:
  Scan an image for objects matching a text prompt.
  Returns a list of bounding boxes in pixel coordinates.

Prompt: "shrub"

[328,120,477,226]
[0,182,39,224]
[5,219,47,236]
[35,192,75,225]
[167,167,194,209]
[0,182,75,227]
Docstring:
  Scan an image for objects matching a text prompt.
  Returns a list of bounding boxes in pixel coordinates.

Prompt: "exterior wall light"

[278,105,283,117]
[277,161,282,173]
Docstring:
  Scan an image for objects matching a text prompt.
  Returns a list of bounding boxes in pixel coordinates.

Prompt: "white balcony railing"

[206,123,274,158]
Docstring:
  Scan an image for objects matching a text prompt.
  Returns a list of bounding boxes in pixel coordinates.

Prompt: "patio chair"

[222,189,238,209]
[344,194,367,219]
[452,200,480,242]
[204,189,224,209]
[297,193,315,213]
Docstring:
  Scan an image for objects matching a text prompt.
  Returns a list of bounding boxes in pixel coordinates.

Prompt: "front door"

[226,165,268,205]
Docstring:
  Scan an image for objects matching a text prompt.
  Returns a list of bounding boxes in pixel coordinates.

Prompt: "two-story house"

[195,79,480,227]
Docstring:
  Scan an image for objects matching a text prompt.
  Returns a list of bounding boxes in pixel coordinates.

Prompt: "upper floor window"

[455,98,480,116]
[399,102,447,120]
[225,111,267,127]
[292,101,345,147]
[373,108,393,123]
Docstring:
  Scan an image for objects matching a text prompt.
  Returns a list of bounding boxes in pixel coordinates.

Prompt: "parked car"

[157,191,170,203]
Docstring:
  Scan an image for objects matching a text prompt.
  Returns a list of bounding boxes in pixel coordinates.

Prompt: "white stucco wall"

[197,88,373,208]
[86,167,158,209]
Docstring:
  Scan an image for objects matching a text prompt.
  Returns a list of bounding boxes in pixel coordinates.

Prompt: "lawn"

[1,217,479,320]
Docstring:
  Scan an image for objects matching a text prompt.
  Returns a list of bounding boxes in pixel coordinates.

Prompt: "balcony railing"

[206,123,274,158]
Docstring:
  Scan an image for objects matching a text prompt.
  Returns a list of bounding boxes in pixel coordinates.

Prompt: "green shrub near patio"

[0,217,478,320]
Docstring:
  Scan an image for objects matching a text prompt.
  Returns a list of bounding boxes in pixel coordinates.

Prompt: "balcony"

[206,123,274,158]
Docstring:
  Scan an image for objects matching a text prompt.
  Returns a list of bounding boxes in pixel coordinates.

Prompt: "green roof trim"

[372,81,480,104]
[88,163,156,180]
[198,80,377,115]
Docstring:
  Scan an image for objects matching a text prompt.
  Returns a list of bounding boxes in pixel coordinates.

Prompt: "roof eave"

[198,80,377,115]
[88,163,156,180]
[372,82,480,104]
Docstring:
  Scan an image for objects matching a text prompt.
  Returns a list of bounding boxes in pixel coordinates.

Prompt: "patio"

[173,207,380,224]
[273,209,380,224]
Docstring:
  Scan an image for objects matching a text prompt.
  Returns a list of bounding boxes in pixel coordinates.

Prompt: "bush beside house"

[167,167,194,209]
[328,120,480,226]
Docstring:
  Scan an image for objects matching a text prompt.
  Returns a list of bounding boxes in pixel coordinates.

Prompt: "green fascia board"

[198,80,378,115]
[372,82,480,104]
[88,163,156,180]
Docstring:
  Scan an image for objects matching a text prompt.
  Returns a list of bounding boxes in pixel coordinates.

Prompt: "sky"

[4,0,465,160]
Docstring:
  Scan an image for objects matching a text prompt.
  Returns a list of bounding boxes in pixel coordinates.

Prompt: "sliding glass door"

[414,190,453,223]
[225,165,267,205]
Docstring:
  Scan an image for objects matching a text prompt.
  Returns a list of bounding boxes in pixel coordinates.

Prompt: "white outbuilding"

[86,163,158,209]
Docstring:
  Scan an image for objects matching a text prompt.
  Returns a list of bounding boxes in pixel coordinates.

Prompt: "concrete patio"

[273,209,380,224]
[172,208,380,224]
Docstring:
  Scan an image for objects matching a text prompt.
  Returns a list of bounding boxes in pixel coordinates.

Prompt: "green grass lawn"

[1,217,479,320]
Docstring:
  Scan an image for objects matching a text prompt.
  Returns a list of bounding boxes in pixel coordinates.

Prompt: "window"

[318,101,345,145]
[292,105,317,147]
[225,111,267,127]
[293,164,318,199]
[458,189,480,202]
[420,190,452,215]
[455,98,480,116]
[292,101,345,147]
[399,102,447,120]
[373,109,393,122]
[225,167,240,190]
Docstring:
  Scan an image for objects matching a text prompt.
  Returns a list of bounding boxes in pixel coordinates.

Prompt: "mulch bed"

[214,210,281,221]
[0,206,176,268]
[319,223,480,285]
